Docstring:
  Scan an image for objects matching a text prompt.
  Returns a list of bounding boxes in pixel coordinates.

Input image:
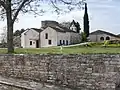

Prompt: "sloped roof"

[58,25,77,33]
[22,20,78,34]
[90,30,120,38]
[117,34,120,37]
[50,25,77,33]
[42,24,77,33]
[31,28,43,33]
[40,20,77,33]
[49,26,66,33]
[70,20,76,27]
[22,28,43,35]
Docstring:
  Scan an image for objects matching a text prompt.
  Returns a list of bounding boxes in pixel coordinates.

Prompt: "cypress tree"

[83,3,89,37]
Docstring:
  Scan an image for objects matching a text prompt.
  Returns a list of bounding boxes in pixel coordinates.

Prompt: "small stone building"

[89,30,120,42]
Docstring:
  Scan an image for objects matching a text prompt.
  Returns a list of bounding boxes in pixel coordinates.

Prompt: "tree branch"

[0,0,6,9]
[12,0,30,23]
[51,0,61,10]
[60,0,85,5]
[59,0,72,4]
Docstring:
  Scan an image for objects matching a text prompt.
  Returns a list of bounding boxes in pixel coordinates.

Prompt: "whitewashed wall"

[21,27,81,48]
[40,27,57,47]
[57,32,71,45]
[89,34,120,42]
[70,24,77,32]
[21,29,39,48]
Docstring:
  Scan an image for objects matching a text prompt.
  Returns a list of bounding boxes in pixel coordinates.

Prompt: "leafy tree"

[1,26,7,43]
[13,30,21,36]
[0,0,85,53]
[81,32,87,42]
[103,40,109,47]
[70,20,81,33]
[14,29,25,36]
[76,22,81,33]
[83,3,89,38]
[0,26,7,48]
[60,21,71,29]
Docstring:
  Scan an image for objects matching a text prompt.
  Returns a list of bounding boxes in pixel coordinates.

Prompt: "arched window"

[100,37,104,41]
[106,36,110,40]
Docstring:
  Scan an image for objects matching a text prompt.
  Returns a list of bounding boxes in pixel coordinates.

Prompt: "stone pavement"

[0,76,72,90]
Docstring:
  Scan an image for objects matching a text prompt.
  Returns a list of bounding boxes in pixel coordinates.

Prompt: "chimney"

[41,20,59,28]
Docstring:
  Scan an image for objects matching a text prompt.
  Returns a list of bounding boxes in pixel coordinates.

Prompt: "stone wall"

[0,54,120,90]
[0,84,24,90]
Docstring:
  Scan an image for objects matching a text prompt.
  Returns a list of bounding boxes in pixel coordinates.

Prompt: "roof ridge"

[90,30,120,38]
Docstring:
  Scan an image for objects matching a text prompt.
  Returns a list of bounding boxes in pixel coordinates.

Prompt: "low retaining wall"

[0,54,120,90]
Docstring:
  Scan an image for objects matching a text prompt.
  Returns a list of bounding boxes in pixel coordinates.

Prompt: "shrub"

[81,32,87,42]
[88,42,103,47]
[103,40,109,47]
[109,40,120,44]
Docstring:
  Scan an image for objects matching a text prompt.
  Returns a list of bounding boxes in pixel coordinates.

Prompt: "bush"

[88,42,103,47]
[109,40,120,44]
[103,40,109,46]
[81,32,87,42]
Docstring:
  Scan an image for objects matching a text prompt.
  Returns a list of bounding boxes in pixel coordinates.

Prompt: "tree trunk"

[7,19,14,53]
[6,0,14,53]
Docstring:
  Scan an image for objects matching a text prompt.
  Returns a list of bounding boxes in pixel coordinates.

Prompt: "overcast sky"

[88,0,120,34]
[0,0,120,34]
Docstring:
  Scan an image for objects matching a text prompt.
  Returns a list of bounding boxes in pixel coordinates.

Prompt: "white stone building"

[89,30,120,42]
[21,20,81,48]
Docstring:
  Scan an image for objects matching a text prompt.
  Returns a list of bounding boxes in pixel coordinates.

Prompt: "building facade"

[21,20,81,48]
[89,30,120,42]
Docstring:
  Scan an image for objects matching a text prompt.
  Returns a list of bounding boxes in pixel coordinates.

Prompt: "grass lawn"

[0,46,120,54]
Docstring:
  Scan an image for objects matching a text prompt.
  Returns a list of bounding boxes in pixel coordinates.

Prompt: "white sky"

[0,0,120,35]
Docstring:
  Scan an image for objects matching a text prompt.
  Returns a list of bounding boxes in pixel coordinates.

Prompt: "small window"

[106,36,110,40]
[45,33,48,39]
[63,40,65,45]
[33,42,35,44]
[30,41,32,45]
[100,37,104,41]
[60,40,62,45]
[48,40,52,45]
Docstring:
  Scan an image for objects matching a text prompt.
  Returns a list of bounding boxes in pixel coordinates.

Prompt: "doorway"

[36,40,39,48]
[116,84,120,90]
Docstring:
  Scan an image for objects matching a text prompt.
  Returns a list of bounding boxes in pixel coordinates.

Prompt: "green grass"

[0,46,120,54]
[63,47,120,54]
[1,42,120,54]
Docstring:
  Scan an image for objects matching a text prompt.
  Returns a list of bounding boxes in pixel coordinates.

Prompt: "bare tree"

[0,26,7,48]
[1,26,7,43]
[0,0,85,53]
[60,21,71,29]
